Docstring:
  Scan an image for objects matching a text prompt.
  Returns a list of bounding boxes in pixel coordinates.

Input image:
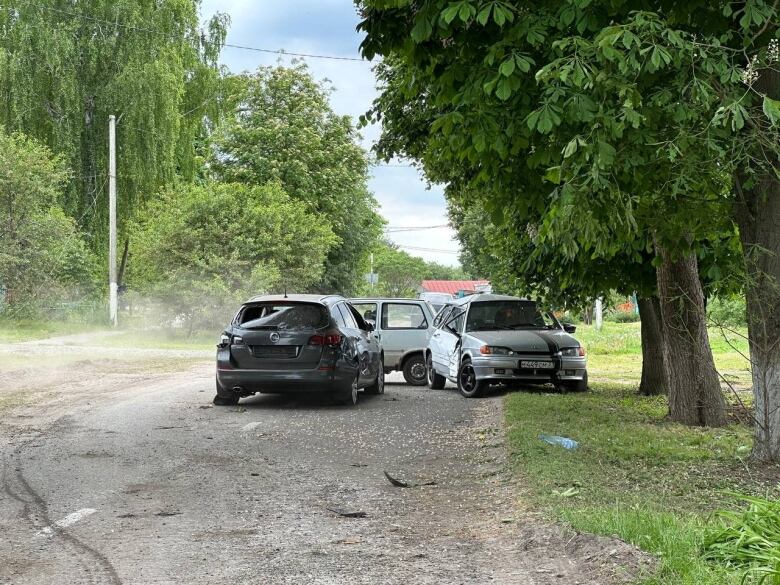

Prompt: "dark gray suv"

[215,294,384,406]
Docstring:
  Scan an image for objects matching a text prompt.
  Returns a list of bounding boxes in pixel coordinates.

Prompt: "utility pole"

[108,115,118,327]
[370,253,374,290]
[595,297,603,331]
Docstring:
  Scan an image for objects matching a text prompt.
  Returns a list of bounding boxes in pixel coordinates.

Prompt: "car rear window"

[238,302,328,330]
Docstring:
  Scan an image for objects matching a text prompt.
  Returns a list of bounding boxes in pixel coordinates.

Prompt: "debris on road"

[327,508,367,518]
[383,471,437,488]
[539,434,579,450]
[384,471,410,488]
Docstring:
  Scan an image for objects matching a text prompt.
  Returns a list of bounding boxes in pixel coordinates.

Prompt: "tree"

[0,0,227,247]
[449,194,669,396]
[358,1,780,440]
[0,129,92,315]
[209,65,384,294]
[366,242,428,297]
[127,181,337,331]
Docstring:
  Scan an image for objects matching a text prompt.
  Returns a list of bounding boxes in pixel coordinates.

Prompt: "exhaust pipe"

[232,386,245,394]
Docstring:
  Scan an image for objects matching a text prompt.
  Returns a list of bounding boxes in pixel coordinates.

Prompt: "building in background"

[418,280,491,312]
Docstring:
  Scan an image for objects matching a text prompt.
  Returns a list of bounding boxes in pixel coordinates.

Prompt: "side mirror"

[563,323,577,334]
[365,321,375,332]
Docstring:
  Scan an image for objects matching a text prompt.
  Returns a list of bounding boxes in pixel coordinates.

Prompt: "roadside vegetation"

[506,322,777,585]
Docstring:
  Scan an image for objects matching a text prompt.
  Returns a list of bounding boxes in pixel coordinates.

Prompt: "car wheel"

[402,354,428,386]
[457,360,486,398]
[427,353,446,390]
[365,368,385,395]
[337,370,359,405]
[563,371,589,393]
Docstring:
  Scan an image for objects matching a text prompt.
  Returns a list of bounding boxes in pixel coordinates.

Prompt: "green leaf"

[441,5,461,25]
[526,109,541,131]
[476,5,491,25]
[495,79,512,100]
[544,166,562,184]
[499,58,515,77]
[410,17,433,42]
[762,96,780,125]
[597,141,616,167]
[563,138,579,158]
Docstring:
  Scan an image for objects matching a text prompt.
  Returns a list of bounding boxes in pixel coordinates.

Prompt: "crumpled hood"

[465,329,578,352]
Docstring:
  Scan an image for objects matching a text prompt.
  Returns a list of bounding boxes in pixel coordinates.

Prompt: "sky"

[199,0,461,267]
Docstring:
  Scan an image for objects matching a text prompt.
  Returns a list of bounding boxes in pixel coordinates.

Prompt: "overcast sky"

[199,0,461,267]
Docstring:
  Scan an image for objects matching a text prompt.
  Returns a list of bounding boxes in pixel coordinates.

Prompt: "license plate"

[520,360,554,369]
[251,345,298,358]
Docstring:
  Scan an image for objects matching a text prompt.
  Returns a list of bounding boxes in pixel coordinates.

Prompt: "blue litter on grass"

[539,434,579,450]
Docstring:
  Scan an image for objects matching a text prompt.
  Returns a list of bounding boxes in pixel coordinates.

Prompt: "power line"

[5,2,373,63]
[222,43,368,62]
[398,245,460,255]
[385,224,450,232]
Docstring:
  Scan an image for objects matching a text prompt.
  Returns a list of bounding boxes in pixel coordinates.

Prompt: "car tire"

[365,368,385,395]
[337,370,360,405]
[427,353,446,390]
[402,354,428,386]
[563,371,589,393]
[457,359,486,398]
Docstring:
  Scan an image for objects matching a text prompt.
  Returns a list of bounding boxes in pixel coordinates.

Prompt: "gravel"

[0,335,654,584]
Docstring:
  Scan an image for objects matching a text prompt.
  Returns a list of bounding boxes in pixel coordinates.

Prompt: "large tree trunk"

[638,295,668,396]
[655,243,726,426]
[734,64,780,461]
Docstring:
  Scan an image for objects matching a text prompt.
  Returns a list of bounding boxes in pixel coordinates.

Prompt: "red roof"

[421,280,490,295]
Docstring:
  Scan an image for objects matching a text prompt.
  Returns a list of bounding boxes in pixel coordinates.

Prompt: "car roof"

[450,293,532,306]
[349,297,425,303]
[243,294,345,307]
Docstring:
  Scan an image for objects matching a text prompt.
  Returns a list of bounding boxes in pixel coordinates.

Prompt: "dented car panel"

[215,294,383,402]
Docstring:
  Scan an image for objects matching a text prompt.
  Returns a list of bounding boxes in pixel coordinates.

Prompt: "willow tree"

[0,1,227,248]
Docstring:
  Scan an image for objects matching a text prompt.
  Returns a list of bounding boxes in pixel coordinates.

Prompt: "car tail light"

[578,346,586,357]
[308,331,343,346]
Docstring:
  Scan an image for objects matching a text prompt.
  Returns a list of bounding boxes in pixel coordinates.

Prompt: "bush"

[606,310,640,323]
[708,295,747,327]
[127,181,337,331]
[0,130,95,318]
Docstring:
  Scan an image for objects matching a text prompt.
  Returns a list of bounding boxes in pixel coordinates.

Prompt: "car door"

[347,302,382,377]
[429,304,454,372]
[380,301,430,367]
[338,302,376,385]
[440,308,466,379]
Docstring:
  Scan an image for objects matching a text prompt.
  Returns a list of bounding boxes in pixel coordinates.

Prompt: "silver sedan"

[425,294,588,397]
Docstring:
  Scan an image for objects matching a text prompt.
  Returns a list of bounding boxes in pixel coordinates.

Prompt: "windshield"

[465,301,553,331]
[238,302,328,331]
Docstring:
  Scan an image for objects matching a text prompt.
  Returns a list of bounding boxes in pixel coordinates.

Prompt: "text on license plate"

[521,360,554,369]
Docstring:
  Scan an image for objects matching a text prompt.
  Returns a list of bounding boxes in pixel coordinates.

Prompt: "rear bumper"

[216,347,354,394]
[217,367,354,394]
[471,355,587,383]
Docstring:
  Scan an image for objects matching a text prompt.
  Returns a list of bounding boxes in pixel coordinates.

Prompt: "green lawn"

[0,319,102,343]
[505,322,777,585]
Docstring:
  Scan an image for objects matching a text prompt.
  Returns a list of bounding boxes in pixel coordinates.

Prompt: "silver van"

[350,298,436,385]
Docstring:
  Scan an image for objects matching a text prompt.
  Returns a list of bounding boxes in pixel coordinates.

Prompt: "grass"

[98,329,218,351]
[0,319,102,343]
[505,322,778,585]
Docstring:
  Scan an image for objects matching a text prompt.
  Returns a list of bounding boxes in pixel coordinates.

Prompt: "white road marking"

[241,422,262,432]
[35,508,97,538]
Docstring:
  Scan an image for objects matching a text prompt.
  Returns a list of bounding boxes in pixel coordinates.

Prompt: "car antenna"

[283,287,288,299]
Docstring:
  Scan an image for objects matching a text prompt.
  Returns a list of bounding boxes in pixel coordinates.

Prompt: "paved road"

[0,338,649,584]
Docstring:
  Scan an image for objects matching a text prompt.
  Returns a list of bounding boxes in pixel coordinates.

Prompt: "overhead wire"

[2,2,373,63]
